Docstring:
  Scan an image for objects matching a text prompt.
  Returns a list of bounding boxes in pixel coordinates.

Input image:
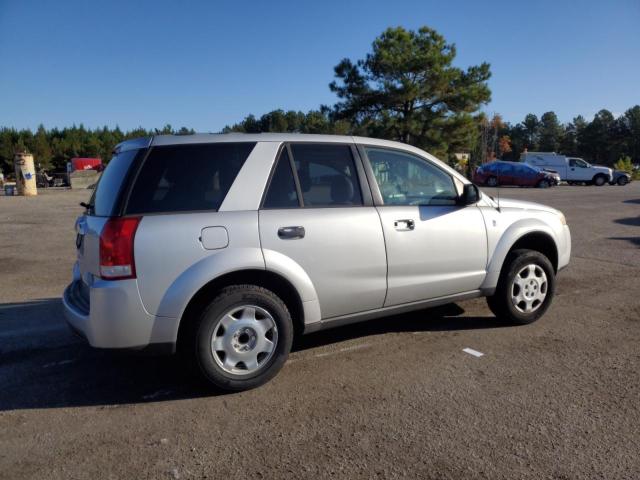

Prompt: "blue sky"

[1,0,638,131]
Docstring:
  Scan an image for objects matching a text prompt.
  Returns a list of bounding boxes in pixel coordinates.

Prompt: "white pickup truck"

[522,152,612,186]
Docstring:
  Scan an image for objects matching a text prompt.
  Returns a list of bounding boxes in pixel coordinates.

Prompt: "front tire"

[537,179,550,188]
[190,285,293,391]
[486,249,556,325]
[617,176,628,186]
[486,176,498,187]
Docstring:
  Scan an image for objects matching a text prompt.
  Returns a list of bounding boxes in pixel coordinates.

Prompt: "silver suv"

[63,134,571,391]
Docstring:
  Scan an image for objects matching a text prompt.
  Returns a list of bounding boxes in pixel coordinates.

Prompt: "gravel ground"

[1,184,639,479]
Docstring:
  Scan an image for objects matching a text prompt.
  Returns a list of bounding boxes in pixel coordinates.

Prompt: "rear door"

[498,162,516,185]
[361,146,487,306]
[259,143,387,319]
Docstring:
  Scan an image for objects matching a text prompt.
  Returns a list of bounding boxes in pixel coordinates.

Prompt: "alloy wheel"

[510,264,548,313]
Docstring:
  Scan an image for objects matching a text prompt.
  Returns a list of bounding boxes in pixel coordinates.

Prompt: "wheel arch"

[482,221,560,292]
[176,269,308,354]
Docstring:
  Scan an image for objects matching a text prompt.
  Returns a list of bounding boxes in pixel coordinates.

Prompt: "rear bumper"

[62,266,178,352]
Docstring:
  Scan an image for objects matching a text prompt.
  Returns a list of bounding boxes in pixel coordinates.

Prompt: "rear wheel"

[486,176,498,187]
[486,249,555,325]
[188,285,293,391]
[617,176,628,186]
[593,174,607,186]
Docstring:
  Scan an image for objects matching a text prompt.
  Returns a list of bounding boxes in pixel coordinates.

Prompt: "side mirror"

[459,183,480,205]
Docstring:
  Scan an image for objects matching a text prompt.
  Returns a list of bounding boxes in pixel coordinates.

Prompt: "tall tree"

[521,114,540,150]
[582,109,615,164]
[329,26,491,157]
[538,111,563,152]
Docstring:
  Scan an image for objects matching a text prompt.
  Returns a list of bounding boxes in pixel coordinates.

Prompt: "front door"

[567,158,590,181]
[259,143,387,319]
[362,146,488,306]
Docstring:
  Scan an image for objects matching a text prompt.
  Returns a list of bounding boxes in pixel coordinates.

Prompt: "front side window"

[366,148,457,206]
[570,158,588,168]
[126,142,255,214]
[290,144,363,207]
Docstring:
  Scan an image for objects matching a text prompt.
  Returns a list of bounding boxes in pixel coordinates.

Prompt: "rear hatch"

[75,141,149,291]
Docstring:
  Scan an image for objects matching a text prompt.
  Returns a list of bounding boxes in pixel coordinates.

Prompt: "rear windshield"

[92,149,142,216]
[125,142,256,214]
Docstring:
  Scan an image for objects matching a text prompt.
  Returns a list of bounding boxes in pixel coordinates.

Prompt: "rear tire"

[188,285,293,391]
[486,249,556,325]
[593,174,606,186]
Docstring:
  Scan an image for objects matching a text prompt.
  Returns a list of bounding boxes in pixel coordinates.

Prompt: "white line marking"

[462,348,484,358]
[314,343,371,358]
[142,389,173,400]
[43,359,75,368]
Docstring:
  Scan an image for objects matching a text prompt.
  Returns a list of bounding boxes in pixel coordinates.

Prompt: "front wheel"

[189,285,293,391]
[486,176,498,187]
[486,249,556,325]
[617,176,628,186]
[537,179,550,188]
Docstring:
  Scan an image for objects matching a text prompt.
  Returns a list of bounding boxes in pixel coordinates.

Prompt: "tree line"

[1,26,638,176]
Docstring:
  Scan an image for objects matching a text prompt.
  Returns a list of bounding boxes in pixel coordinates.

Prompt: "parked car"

[63,134,571,391]
[542,169,561,185]
[521,152,612,185]
[473,161,557,188]
[610,170,632,186]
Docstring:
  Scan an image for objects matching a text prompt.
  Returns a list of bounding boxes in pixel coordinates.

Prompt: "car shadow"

[608,236,640,246]
[614,216,640,227]
[622,198,640,205]
[0,298,504,411]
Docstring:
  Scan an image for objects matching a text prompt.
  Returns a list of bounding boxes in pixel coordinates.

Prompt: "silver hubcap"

[511,264,548,313]
[211,305,278,376]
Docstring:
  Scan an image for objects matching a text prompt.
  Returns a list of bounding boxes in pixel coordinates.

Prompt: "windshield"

[91,149,143,216]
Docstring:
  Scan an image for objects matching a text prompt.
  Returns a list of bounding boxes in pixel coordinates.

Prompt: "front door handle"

[394,219,415,231]
[278,226,305,239]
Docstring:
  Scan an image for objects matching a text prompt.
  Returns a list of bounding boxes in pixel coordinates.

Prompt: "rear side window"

[92,149,143,216]
[290,144,363,207]
[263,148,299,208]
[126,142,255,214]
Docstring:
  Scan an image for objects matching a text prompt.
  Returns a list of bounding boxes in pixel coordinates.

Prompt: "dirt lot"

[1,184,639,479]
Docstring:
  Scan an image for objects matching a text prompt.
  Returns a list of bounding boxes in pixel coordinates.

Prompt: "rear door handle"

[394,219,415,231]
[278,226,305,239]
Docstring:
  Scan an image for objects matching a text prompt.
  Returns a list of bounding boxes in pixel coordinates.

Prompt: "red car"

[473,161,556,188]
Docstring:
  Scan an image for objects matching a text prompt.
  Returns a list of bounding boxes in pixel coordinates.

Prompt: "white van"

[522,152,612,186]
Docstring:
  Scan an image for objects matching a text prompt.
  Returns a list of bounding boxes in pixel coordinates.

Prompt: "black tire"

[617,176,628,186]
[189,285,293,391]
[593,174,606,186]
[486,176,498,187]
[486,249,556,325]
[537,179,550,188]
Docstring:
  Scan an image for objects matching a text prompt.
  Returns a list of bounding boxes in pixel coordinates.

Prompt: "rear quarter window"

[92,149,144,217]
[125,142,256,214]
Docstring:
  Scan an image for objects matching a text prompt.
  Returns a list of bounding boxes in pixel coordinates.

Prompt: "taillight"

[99,217,141,280]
